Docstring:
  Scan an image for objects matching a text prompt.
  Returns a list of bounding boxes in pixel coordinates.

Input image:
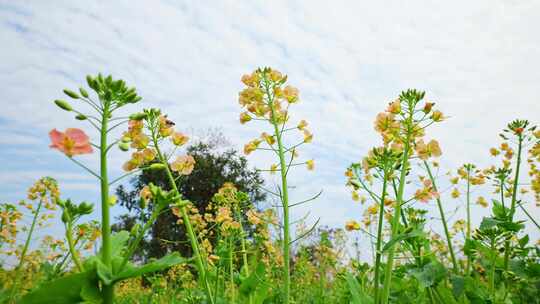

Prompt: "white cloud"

[0,0,539,253]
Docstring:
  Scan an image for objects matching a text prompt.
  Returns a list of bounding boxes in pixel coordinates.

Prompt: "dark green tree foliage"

[114,141,265,261]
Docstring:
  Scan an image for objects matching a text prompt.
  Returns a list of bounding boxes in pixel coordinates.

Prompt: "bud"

[108,195,117,206]
[149,163,166,170]
[78,202,93,215]
[61,210,71,223]
[79,88,89,98]
[86,75,97,90]
[54,99,73,111]
[63,89,80,99]
[119,142,130,151]
[129,112,147,120]
[75,114,87,120]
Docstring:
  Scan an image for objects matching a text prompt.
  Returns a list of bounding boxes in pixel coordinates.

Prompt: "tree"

[114,136,265,261]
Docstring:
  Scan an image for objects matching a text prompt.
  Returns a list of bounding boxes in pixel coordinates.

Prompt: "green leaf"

[239,262,266,296]
[98,231,129,260]
[96,258,113,286]
[450,275,465,299]
[479,217,499,230]
[408,260,447,288]
[114,252,186,282]
[345,273,373,304]
[19,270,100,304]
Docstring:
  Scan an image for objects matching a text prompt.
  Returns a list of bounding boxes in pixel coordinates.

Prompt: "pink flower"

[49,128,93,157]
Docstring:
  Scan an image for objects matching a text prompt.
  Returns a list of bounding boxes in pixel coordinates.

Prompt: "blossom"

[49,128,93,157]
[423,102,434,113]
[142,148,156,162]
[269,69,283,82]
[297,120,308,130]
[414,180,439,203]
[239,112,252,124]
[489,148,500,156]
[451,188,460,199]
[431,110,445,122]
[374,112,399,136]
[140,186,152,203]
[306,159,315,171]
[243,139,261,155]
[476,196,488,207]
[171,132,189,146]
[415,139,442,160]
[303,130,313,143]
[351,191,360,201]
[386,99,401,114]
[261,132,275,145]
[283,85,299,103]
[345,220,361,231]
[170,155,196,175]
[241,72,260,88]
[131,133,150,150]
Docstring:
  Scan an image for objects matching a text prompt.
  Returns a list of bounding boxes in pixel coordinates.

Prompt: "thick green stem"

[9,200,43,302]
[154,140,214,304]
[424,161,458,273]
[373,172,389,304]
[503,136,523,270]
[380,141,411,304]
[271,115,292,303]
[100,105,114,304]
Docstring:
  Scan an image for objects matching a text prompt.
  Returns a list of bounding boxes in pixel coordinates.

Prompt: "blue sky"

[1,1,539,259]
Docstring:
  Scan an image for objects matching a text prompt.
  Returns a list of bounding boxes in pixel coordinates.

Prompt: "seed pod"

[79,87,89,98]
[129,112,147,120]
[149,163,166,170]
[75,114,87,120]
[119,142,130,151]
[54,99,73,111]
[63,89,80,99]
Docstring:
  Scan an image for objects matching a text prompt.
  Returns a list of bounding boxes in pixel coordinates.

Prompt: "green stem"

[373,171,389,304]
[503,135,523,270]
[8,200,43,302]
[154,138,214,304]
[380,140,411,304]
[66,221,84,272]
[489,238,496,293]
[273,113,291,304]
[229,238,236,303]
[119,208,160,270]
[424,161,458,273]
[465,169,471,276]
[518,203,540,230]
[99,105,114,304]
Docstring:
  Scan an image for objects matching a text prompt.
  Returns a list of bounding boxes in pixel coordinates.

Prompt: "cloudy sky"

[1,1,539,257]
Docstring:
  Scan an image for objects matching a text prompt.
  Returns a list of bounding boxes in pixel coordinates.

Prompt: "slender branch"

[67,157,101,180]
[289,218,320,245]
[289,190,323,208]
